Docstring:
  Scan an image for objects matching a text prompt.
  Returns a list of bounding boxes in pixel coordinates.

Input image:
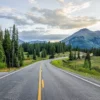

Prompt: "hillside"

[62,28,100,49]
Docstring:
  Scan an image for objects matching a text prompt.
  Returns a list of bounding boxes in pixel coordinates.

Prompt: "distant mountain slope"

[62,28,100,49]
[18,39,47,44]
[28,40,47,44]
[18,39,24,44]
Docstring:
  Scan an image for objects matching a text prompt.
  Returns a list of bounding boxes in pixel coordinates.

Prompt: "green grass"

[55,52,69,58]
[0,54,50,72]
[51,56,100,80]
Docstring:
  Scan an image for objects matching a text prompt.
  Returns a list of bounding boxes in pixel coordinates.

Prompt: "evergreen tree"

[27,52,29,58]
[77,49,81,59]
[0,30,3,42]
[73,51,77,60]
[0,41,5,62]
[41,49,47,58]
[11,25,19,67]
[69,49,73,61]
[33,49,36,60]
[14,54,19,67]
[15,29,19,56]
[36,44,40,57]
[69,46,73,61]
[11,25,16,67]
[18,46,24,66]
[49,45,55,58]
[84,52,91,70]
[3,29,11,67]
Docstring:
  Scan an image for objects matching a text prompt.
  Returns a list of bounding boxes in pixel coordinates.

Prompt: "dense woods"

[0,25,24,68]
[22,42,68,59]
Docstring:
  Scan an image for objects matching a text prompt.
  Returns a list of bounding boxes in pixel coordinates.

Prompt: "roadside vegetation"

[51,49,100,80]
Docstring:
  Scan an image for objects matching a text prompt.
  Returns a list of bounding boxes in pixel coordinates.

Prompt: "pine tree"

[18,46,24,66]
[3,29,11,67]
[27,52,29,58]
[36,44,40,57]
[15,29,19,56]
[69,49,73,61]
[78,49,81,59]
[33,49,36,60]
[0,29,4,62]
[11,25,16,67]
[41,49,47,58]
[69,46,73,61]
[11,25,19,67]
[84,52,91,70]
[73,51,77,60]
[0,41,5,62]
[49,45,55,58]
[14,54,19,67]
[0,30,3,42]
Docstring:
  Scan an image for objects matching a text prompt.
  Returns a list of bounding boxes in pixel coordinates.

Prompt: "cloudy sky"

[0,0,100,41]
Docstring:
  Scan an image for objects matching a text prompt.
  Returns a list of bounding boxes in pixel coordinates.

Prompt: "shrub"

[0,62,7,68]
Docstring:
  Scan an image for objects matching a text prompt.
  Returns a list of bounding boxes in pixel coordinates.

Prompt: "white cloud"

[28,2,99,30]
[0,7,33,25]
[62,2,90,14]
[57,0,64,4]
[29,0,35,4]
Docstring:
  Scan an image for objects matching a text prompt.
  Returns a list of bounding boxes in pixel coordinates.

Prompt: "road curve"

[0,59,100,100]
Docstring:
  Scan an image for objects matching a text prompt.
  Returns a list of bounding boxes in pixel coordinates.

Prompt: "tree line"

[22,42,71,59]
[0,25,24,68]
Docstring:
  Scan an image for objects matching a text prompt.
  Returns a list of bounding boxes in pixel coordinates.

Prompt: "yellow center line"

[42,80,44,88]
[38,66,42,100]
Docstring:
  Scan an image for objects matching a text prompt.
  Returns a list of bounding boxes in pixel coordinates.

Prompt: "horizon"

[18,28,100,42]
[0,0,100,41]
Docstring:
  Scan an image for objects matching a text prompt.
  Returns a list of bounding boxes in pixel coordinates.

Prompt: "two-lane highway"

[0,59,100,100]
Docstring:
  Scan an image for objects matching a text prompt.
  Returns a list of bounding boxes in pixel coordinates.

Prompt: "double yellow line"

[38,66,44,100]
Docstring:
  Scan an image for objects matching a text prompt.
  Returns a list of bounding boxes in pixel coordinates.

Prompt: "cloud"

[0,7,33,25]
[28,2,99,29]
[63,2,90,14]
[19,30,68,41]
[0,1,97,30]
[56,0,64,4]
[28,0,37,4]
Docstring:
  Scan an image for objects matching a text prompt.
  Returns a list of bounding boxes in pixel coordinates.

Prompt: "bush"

[0,62,7,68]
[93,66,100,73]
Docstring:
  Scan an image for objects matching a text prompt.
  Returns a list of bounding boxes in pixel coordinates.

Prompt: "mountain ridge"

[62,28,100,49]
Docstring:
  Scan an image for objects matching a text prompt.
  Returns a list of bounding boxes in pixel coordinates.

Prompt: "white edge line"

[53,65,100,88]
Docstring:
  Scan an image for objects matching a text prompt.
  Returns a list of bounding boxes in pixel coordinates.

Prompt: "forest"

[0,25,100,71]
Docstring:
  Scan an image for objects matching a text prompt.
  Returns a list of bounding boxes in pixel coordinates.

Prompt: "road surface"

[0,59,100,100]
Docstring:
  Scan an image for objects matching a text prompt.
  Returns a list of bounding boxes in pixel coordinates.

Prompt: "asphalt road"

[0,59,100,100]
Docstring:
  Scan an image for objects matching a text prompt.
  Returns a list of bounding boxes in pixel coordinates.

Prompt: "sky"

[0,0,100,42]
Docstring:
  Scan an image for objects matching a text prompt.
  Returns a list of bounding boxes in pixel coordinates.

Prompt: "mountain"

[18,39,47,44]
[28,40,47,44]
[62,28,100,49]
[18,39,24,44]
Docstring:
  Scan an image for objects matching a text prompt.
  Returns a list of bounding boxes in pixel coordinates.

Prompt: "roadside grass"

[55,52,69,58]
[0,53,50,72]
[0,51,85,72]
[51,56,100,80]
